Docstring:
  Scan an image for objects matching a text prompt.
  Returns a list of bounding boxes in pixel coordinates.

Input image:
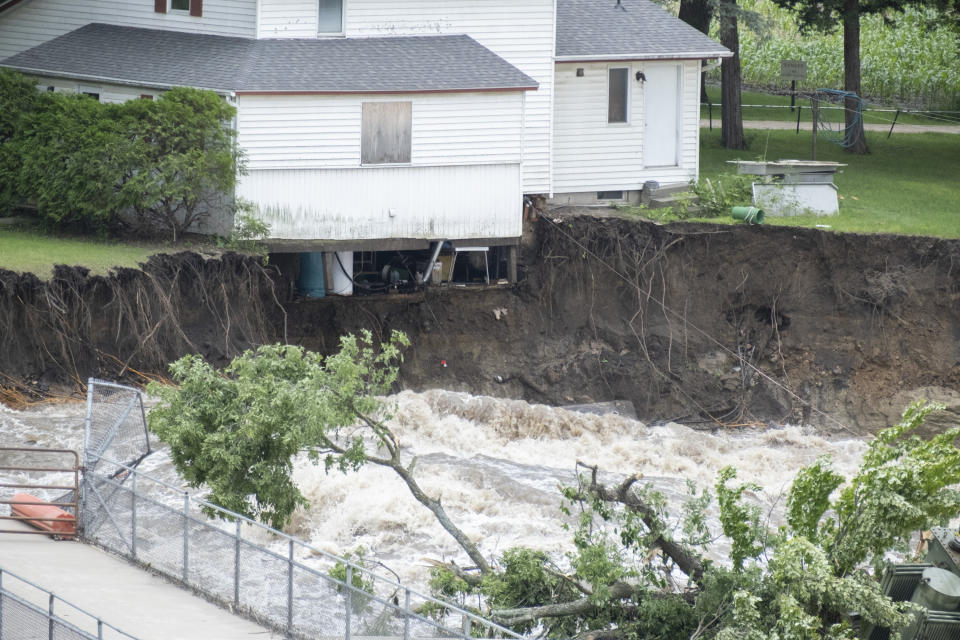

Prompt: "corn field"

[709,2,960,110]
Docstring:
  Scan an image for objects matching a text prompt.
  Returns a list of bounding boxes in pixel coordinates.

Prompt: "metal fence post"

[287,539,294,634]
[345,565,352,640]
[131,469,137,559]
[97,619,103,640]
[234,519,241,609]
[403,588,410,640]
[48,593,54,640]
[182,493,189,584]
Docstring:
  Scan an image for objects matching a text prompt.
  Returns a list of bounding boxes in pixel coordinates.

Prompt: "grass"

[699,87,951,127]
[691,129,960,237]
[0,226,174,278]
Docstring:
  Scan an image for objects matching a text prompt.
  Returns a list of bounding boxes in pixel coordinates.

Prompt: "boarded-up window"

[318,0,343,33]
[608,68,629,123]
[361,102,412,165]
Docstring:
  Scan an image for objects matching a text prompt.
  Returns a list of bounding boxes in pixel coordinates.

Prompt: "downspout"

[422,240,445,285]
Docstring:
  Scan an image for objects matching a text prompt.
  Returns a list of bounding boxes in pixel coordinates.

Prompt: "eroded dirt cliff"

[290,216,960,434]
[2,217,958,434]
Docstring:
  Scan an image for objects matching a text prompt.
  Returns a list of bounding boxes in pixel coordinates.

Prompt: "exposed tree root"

[0,252,284,388]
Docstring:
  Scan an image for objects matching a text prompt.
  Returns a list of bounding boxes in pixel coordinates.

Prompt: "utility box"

[730,160,846,217]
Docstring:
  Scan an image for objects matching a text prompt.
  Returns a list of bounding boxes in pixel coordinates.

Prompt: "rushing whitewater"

[0,389,869,587]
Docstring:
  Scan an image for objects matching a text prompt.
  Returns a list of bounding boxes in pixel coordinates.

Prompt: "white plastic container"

[331,251,353,296]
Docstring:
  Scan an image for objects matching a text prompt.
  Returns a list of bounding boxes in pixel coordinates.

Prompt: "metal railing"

[0,447,78,538]
[0,567,141,640]
[82,454,523,640]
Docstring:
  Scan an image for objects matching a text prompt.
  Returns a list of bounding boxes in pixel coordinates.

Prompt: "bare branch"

[493,582,636,625]
[575,461,705,583]
[422,559,483,588]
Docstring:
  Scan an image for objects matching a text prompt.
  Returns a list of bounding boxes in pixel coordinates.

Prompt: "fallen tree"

[148,335,960,639]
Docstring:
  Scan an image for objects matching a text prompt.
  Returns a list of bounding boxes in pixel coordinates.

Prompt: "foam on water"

[283,390,868,582]
[2,390,869,588]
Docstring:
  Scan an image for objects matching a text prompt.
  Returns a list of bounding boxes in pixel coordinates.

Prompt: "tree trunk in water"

[719,0,745,150]
[678,0,714,104]
[843,0,869,154]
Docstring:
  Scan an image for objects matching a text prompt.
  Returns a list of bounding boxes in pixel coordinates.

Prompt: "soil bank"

[2,216,959,434]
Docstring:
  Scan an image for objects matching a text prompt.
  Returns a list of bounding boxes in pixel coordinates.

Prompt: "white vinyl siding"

[236,91,523,170]
[344,0,555,195]
[0,0,256,59]
[238,163,522,241]
[237,88,524,241]
[257,0,318,38]
[29,77,162,104]
[552,60,702,194]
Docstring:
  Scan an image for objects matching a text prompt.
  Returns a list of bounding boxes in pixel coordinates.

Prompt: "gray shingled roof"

[0,23,538,93]
[557,0,729,60]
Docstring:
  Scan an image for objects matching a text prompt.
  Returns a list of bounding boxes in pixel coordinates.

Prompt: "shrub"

[690,172,755,218]
[0,72,243,238]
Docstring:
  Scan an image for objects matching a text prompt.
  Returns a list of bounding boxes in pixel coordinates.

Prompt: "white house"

[0,0,727,284]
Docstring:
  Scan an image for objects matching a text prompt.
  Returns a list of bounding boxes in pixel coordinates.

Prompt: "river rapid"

[0,389,869,587]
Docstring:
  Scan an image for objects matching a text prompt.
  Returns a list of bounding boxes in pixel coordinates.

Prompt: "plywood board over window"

[361,102,412,165]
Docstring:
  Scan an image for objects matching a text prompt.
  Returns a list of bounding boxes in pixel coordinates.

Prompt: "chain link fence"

[83,380,151,475]
[82,456,522,640]
[0,568,140,640]
[80,379,522,640]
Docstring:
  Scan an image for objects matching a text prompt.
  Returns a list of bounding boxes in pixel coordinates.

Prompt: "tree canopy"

[148,337,960,639]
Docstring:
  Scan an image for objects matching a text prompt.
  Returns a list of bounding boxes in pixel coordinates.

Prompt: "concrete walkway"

[0,522,281,640]
[701,118,960,134]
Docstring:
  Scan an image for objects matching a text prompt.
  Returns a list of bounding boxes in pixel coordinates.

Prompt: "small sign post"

[781,59,807,112]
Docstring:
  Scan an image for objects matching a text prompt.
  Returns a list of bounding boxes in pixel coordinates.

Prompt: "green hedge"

[0,70,242,239]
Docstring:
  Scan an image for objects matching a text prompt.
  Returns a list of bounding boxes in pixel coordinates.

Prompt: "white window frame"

[607,66,631,126]
[318,0,346,36]
[169,0,191,13]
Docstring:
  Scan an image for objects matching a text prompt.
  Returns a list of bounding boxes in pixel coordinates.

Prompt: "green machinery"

[863,527,960,640]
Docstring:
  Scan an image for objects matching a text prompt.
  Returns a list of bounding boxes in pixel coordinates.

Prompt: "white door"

[643,63,682,167]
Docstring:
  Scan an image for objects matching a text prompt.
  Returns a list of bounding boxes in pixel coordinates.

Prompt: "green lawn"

[0,226,173,278]
[699,87,953,128]
[696,129,960,237]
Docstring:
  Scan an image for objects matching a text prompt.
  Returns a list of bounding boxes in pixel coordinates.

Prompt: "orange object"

[10,493,76,536]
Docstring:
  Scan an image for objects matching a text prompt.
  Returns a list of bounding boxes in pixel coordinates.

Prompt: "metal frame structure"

[0,448,78,538]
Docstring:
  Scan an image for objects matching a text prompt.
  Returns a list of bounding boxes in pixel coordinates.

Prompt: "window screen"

[318,0,343,33]
[597,191,624,200]
[608,68,629,123]
[171,0,189,10]
[362,102,412,165]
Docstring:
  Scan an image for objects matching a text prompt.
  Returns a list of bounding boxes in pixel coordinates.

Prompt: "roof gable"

[0,23,539,94]
[557,0,729,60]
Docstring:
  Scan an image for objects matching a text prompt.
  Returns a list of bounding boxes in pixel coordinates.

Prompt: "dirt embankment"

[2,218,959,433]
[0,252,281,394]
[290,217,960,435]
